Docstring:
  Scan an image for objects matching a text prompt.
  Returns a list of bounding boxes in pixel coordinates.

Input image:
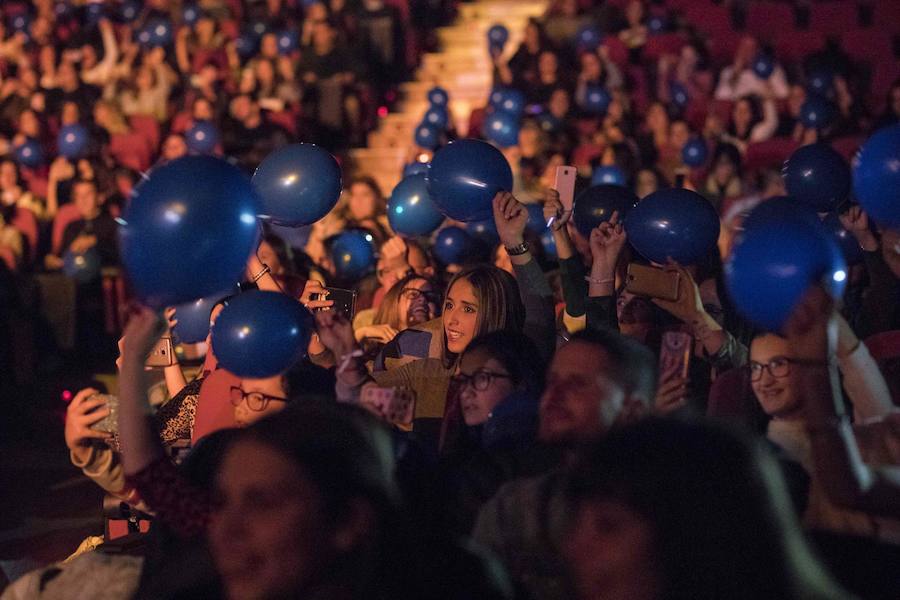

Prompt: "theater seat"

[809,2,859,36]
[129,114,161,155]
[51,203,82,255]
[744,138,801,172]
[10,205,38,264]
[109,132,153,172]
[747,2,795,38]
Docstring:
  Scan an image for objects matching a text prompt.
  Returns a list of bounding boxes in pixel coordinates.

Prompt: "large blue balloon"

[490,88,525,116]
[211,291,313,378]
[63,248,101,283]
[173,294,227,343]
[581,85,612,115]
[807,70,834,98]
[575,25,602,51]
[484,110,520,147]
[752,54,775,79]
[252,143,342,227]
[823,212,864,265]
[591,165,627,187]
[57,124,88,160]
[330,230,375,280]
[428,87,449,107]
[783,143,850,212]
[119,0,141,22]
[488,24,509,47]
[681,138,709,168]
[235,31,258,57]
[139,19,173,47]
[388,174,445,237]
[647,15,667,34]
[852,124,900,227]
[669,81,689,109]
[414,122,441,150]
[525,203,547,235]
[120,156,260,308]
[574,184,638,237]
[433,226,474,265]
[726,198,846,331]
[465,218,499,245]
[185,120,220,154]
[14,139,43,168]
[403,161,430,177]
[427,139,513,222]
[625,188,719,265]
[424,106,449,130]
[182,3,201,25]
[799,96,836,129]
[277,30,299,54]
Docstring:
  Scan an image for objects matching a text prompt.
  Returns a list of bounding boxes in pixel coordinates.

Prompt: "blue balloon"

[57,124,89,160]
[575,25,602,51]
[119,0,141,22]
[799,96,837,129]
[823,212,864,265]
[807,70,834,98]
[574,184,637,237]
[414,122,441,150]
[250,20,269,37]
[10,13,31,33]
[85,3,105,25]
[669,81,689,109]
[428,87,449,107]
[726,198,846,331]
[752,54,775,79]
[490,88,525,116]
[235,31,258,57]
[540,229,557,260]
[648,15,667,34]
[591,165,627,186]
[681,138,709,168]
[852,124,900,227]
[403,161,430,177]
[182,3,201,25]
[488,24,509,47]
[427,139,513,222]
[211,291,314,378]
[56,2,74,19]
[173,294,227,343]
[433,226,474,265]
[14,139,43,168]
[331,230,375,280]
[484,110,520,147]
[424,106,449,130]
[388,174,445,237]
[783,143,850,212]
[525,203,547,235]
[538,113,563,134]
[625,188,720,265]
[465,218,499,244]
[63,248,101,283]
[277,30,299,54]
[140,19,173,47]
[120,156,260,308]
[185,120,220,154]
[581,85,612,115]
[252,143,342,227]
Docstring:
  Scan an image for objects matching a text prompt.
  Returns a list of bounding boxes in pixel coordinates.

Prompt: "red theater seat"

[744,138,801,172]
[809,2,860,36]
[51,203,82,255]
[747,2,795,38]
[10,206,38,264]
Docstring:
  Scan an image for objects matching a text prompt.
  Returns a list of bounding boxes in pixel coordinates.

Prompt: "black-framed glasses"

[451,370,512,391]
[230,386,288,412]
[400,287,440,303]
[748,357,792,382]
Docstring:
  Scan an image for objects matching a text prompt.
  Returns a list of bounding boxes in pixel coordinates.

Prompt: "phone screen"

[554,165,577,212]
[317,287,357,319]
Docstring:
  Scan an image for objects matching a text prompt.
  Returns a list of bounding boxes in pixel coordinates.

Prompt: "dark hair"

[569,328,658,404]
[261,233,295,275]
[730,95,763,140]
[711,142,743,177]
[565,417,843,600]
[464,330,545,398]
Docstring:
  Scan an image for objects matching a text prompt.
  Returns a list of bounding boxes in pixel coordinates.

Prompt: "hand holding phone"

[547,165,576,228]
[655,331,691,414]
[625,263,680,302]
[312,287,357,320]
[145,336,175,368]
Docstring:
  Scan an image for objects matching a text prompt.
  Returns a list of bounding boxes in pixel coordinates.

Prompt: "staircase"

[349,0,547,196]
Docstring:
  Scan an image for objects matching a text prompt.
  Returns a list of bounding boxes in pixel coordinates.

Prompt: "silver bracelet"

[584,276,615,285]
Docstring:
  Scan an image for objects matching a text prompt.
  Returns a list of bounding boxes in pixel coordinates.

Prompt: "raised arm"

[585,212,627,332]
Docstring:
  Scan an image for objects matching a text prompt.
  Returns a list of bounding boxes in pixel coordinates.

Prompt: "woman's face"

[193,99,214,120]
[443,277,479,354]
[733,99,752,128]
[458,349,516,426]
[348,183,378,221]
[0,161,18,189]
[162,135,188,160]
[232,376,289,427]
[18,110,39,137]
[257,240,284,275]
[397,278,436,327]
[646,103,667,132]
[61,101,80,126]
[260,33,279,58]
[209,440,331,600]
[580,53,601,79]
[525,22,539,48]
[136,66,153,91]
[625,0,645,26]
[538,51,558,76]
[750,334,801,419]
[713,155,736,182]
[680,44,698,68]
[564,498,660,600]
[669,121,690,149]
[548,88,570,118]
[635,169,658,198]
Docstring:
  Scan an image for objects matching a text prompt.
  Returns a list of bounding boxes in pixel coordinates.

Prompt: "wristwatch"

[504,241,530,256]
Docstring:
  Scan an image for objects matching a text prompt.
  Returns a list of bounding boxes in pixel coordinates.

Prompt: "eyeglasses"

[451,370,512,391]
[748,357,792,382]
[400,288,439,303]
[229,386,288,412]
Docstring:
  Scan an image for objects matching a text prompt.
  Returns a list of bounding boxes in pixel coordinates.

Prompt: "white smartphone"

[549,165,577,228]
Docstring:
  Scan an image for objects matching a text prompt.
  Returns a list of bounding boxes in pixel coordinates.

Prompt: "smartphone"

[659,331,692,380]
[625,263,680,302]
[145,336,175,368]
[313,287,357,319]
[89,394,119,434]
[554,165,577,213]
[360,386,415,426]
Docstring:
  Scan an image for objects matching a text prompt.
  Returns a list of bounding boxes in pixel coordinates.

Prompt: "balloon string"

[337,349,365,374]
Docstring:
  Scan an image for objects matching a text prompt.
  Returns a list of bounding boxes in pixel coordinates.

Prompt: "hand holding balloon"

[838,206,878,252]
[492,191,527,249]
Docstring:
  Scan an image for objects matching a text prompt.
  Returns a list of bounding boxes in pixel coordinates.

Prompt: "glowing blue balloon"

[574,184,637,237]
[211,291,314,378]
[186,120,220,154]
[428,87,449,107]
[57,124,89,160]
[799,96,836,129]
[488,24,509,47]
[433,226,474,265]
[182,3,201,25]
[63,248,101,284]
[414,122,441,150]
[669,81,689,109]
[424,106,449,129]
[465,218,499,245]
[783,143,850,212]
[140,19,173,47]
[85,3,105,25]
[173,294,228,343]
[525,203,547,234]
[119,0,141,22]
[330,230,376,280]
[852,124,900,227]
[648,15,667,34]
[484,110,520,147]
[752,54,775,79]
[726,198,847,331]
[14,139,43,168]
[427,139,513,222]
[682,138,709,168]
[823,212,863,265]
[387,174,445,237]
[625,188,719,265]
[252,143,342,227]
[576,25,602,51]
[581,85,612,115]
[403,161,430,177]
[807,70,834,98]
[235,31,258,57]
[490,88,525,116]
[277,30,299,54]
[591,166,627,186]
[10,13,31,33]
[120,156,260,308]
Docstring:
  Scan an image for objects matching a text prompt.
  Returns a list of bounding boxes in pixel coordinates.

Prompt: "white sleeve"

[839,342,896,422]
[750,98,778,142]
[714,67,736,100]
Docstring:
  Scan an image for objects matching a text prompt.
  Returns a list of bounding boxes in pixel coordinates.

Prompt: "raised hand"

[588,211,627,274]
[653,364,688,414]
[300,279,334,311]
[542,188,571,231]
[314,310,356,358]
[492,191,527,248]
[65,388,112,462]
[838,205,878,252]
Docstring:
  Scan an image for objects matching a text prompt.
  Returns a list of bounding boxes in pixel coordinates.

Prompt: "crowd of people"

[1,0,900,599]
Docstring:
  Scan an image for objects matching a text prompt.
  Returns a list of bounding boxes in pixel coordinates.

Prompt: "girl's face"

[18,110,39,137]
[635,169,658,198]
[443,277,479,354]
[0,161,17,189]
[162,135,188,160]
[749,334,801,419]
[209,440,332,600]
[457,349,516,426]
[348,183,378,221]
[397,278,436,327]
[733,99,752,128]
[257,240,283,275]
[193,99,214,121]
[580,53,601,79]
[62,101,80,125]
[232,375,289,427]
